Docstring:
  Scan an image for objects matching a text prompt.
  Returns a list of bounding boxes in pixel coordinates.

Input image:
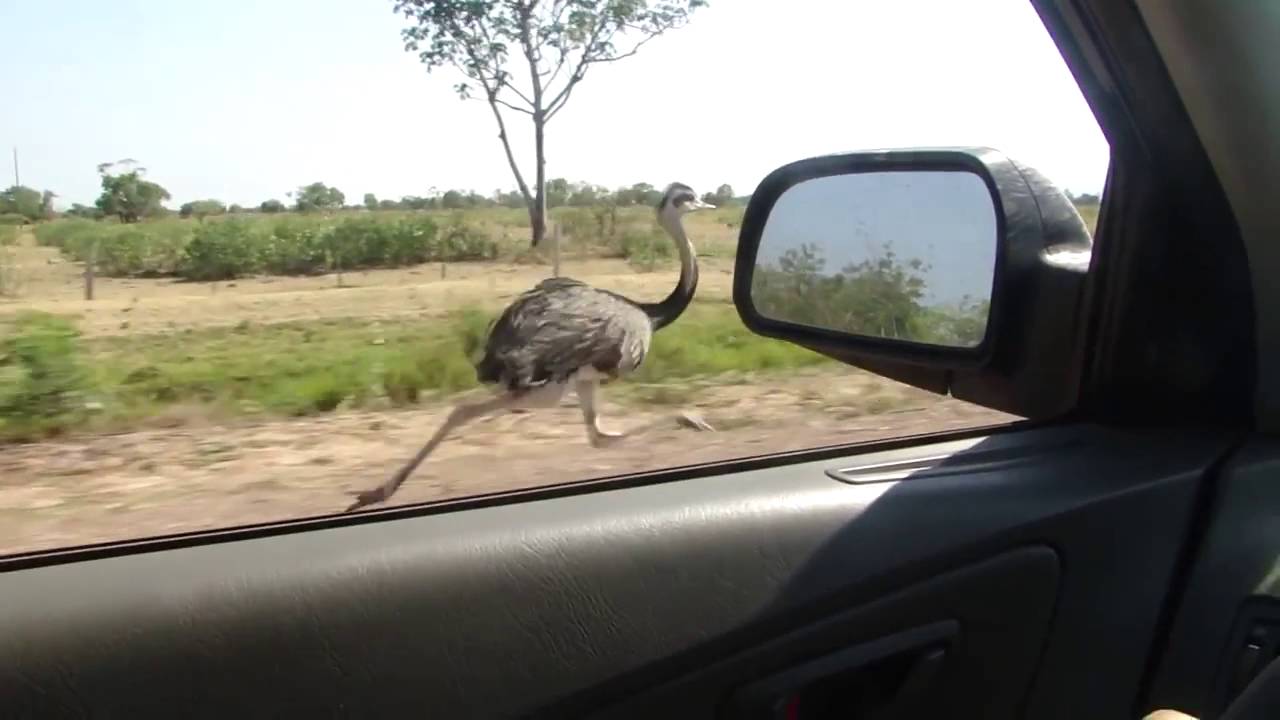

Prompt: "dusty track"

[0,369,1016,555]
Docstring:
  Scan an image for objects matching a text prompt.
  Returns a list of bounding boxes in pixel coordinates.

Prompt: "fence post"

[552,222,562,278]
[84,239,98,301]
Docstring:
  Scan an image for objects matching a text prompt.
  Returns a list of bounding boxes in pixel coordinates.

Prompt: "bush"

[179,200,228,219]
[34,219,191,276]
[96,226,190,276]
[329,216,399,269]
[552,207,598,248]
[390,215,441,264]
[0,312,93,438]
[33,213,499,280]
[34,219,98,251]
[438,214,497,261]
[617,226,674,271]
[179,218,262,280]
[261,219,331,275]
[449,305,494,364]
[0,213,27,226]
[278,373,351,416]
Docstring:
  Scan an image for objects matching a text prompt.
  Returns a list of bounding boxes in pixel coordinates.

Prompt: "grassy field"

[0,206,756,439]
[0,202,1101,440]
[0,301,827,439]
[0,200,1094,551]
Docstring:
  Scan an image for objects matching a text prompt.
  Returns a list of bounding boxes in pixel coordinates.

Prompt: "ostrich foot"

[676,411,716,432]
[589,428,627,448]
[345,485,389,513]
[344,465,412,512]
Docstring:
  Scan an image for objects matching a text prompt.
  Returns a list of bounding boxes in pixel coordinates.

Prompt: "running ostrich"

[344,182,717,512]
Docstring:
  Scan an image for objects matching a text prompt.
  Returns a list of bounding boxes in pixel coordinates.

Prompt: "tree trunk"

[530,114,548,248]
[485,95,538,248]
[530,198,546,248]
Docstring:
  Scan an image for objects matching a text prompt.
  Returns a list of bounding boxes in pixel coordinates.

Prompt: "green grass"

[0,300,830,439]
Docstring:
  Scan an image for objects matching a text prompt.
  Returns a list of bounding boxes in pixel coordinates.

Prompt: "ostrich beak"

[690,198,716,211]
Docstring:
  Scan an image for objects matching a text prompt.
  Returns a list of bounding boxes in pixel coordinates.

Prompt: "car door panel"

[591,544,1061,719]
[1147,439,1280,718]
[0,424,1232,718]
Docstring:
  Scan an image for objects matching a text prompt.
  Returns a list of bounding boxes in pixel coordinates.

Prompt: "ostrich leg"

[344,382,569,512]
[577,379,626,447]
[344,393,516,512]
[576,379,715,448]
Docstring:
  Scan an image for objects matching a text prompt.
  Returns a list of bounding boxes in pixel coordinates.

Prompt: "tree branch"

[515,2,546,111]
[472,13,536,110]
[485,96,536,208]
[541,14,611,118]
[443,14,535,207]
[544,78,579,121]
[503,82,536,109]
[591,31,665,65]
[545,51,568,85]
[465,93,533,115]
[544,18,683,121]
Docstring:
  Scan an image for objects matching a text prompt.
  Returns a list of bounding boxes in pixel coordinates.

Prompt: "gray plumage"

[476,277,653,392]
[344,182,715,512]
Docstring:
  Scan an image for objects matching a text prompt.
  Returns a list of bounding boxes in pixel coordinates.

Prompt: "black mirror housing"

[733,147,1095,419]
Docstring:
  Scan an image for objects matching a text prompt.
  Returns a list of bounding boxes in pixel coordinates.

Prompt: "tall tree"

[94,160,171,223]
[294,182,345,212]
[0,186,43,221]
[703,183,734,207]
[392,0,707,247]
[179,200,228,219]
[40,190,57,219]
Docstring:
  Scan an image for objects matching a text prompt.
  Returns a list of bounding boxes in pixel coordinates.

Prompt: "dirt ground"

[0,369,1015,555]
[0,233,1016,555]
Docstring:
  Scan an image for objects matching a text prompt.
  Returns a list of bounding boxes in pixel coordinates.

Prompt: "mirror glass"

[751,170,997,348]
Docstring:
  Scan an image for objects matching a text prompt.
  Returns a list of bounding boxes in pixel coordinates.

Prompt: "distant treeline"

[2,170,748,224]
[752,241,990,348]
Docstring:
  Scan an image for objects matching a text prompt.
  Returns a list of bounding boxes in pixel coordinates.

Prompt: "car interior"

[2,0,1279,718]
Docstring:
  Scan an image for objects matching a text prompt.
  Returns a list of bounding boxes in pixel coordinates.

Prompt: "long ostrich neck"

[641,211,698,331]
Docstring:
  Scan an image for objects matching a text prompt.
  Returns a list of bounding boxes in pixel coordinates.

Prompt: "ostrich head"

[656,182,715,221]
[640,182,714,332]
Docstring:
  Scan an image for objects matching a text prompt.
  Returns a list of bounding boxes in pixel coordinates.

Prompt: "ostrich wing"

[476,278,651,391]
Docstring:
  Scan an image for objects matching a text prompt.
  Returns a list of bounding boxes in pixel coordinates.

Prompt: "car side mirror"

[733,147,1096,418]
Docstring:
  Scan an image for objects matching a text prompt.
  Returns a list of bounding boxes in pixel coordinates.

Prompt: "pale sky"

[759,170,998,305]
[1,0,1110,209]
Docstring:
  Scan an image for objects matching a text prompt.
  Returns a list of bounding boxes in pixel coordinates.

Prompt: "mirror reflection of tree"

[752,241,989,347]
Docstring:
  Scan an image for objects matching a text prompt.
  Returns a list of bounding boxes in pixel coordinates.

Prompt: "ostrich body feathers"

[475,277,654,393]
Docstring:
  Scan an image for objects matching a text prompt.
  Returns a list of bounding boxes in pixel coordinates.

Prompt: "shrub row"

[34,214,500,280]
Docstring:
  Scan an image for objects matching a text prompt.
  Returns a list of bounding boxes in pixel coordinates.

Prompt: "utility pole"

[11,147,18,187]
